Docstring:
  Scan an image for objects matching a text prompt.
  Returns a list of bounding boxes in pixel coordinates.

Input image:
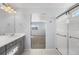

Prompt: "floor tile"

[22,49,58,55]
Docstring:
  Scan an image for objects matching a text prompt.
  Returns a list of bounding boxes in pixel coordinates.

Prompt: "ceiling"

[0,3,76,18]
[10,3,75,8]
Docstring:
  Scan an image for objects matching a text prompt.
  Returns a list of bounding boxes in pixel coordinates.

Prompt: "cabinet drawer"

[0,46,5,55]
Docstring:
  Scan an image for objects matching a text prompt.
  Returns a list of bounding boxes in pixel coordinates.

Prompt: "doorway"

[30,13,46,49]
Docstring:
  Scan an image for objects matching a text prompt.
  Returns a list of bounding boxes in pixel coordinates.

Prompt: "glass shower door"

[69,16,79,55]
[56,15,68,55]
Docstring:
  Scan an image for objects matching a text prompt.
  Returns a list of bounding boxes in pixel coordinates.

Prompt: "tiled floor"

[31,35,45,49]
[22,49,58,55]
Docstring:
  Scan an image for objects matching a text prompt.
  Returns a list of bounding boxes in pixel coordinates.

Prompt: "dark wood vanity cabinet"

[0,36,25,55]
[15,36,25,55]
[0,46,5,55]
[6,41,17,55]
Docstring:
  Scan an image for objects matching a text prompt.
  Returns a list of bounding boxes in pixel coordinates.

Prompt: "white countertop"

[0,33,25,48]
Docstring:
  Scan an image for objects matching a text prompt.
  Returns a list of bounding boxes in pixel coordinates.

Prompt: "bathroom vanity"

[0,33,25,55]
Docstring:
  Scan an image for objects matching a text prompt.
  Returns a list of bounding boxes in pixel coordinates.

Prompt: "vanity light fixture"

[0,3,16,14]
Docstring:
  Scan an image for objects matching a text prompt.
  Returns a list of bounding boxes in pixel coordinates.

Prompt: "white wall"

[0,10,14,34]
[14,9,31,49]
[45,18,56,49]
[32,13,40,22]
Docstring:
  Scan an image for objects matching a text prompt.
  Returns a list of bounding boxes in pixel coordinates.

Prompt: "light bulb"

[1,6,4,9]
[14,11,16,14]
[11,9,14,11]
[0,5,6,10]
[7,6,11,10]
[8,10,12,13]
[4,6,9,12]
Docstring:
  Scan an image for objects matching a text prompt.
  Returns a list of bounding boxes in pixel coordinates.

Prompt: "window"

[74,11,79,16]
[72,9,79,17]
